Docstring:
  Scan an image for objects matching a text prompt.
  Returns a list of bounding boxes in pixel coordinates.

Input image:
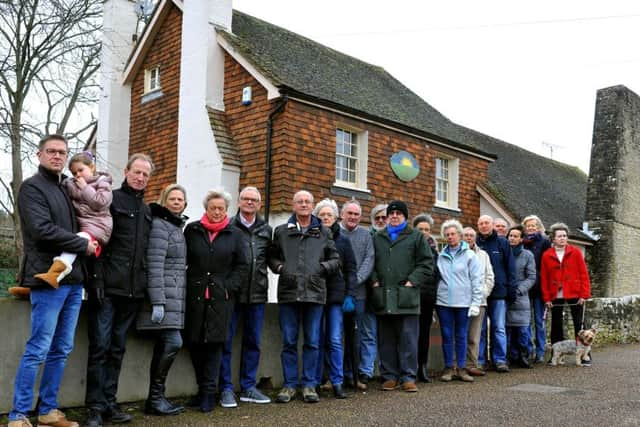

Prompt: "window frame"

[434,155,459,211]
[334,125,369,192]
[144,66,161,94]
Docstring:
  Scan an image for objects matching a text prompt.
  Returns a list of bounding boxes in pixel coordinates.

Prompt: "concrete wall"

[0,298,444,414]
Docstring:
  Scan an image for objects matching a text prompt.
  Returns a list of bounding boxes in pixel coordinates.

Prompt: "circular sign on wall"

[390,151,420,182]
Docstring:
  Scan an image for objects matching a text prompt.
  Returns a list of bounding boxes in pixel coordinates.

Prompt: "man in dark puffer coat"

[268,190,340,404]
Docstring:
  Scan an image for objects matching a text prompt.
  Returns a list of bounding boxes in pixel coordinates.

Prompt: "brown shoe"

[34,259,71,289]
[37,409,79,427]
[8,286,31,299]
[440,368,454,382]
[467,367,486,377]
[319,380,333,392]
[380,380,399,391]
[456,369,474,382]
[402,382,418,392]
[8,415,33,427]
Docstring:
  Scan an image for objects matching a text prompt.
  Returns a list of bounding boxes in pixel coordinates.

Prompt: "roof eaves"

[281,87,497,162]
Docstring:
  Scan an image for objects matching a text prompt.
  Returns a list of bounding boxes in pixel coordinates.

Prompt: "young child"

[34,151,113,288]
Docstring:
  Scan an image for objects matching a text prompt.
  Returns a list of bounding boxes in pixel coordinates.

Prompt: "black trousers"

[550,298,584,344]
[378,315,419,383]
[418,294,436,366]
[189,342,224,394]
[85,296,141,411]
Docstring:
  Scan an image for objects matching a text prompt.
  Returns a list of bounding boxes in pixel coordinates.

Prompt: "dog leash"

[543,299,591,329]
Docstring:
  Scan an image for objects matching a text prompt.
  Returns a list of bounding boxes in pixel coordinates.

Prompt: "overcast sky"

[233,0,640,173]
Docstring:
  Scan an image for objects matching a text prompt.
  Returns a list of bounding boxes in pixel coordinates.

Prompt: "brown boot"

[8,286,31,299]
[456,368,474,382]
[34,259,70,289]
[37,409,79,427]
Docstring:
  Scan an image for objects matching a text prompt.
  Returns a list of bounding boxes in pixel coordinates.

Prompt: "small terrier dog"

[548,329,596,367]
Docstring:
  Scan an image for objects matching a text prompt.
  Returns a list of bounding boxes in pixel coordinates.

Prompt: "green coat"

[370,225,434,315]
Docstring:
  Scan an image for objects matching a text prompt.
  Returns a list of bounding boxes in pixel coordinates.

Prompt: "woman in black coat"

[312,199,357,399]
[137,184,188,416]
[184,189,247,412]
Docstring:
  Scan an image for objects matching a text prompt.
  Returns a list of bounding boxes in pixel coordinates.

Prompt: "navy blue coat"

[523,232,552,298]
[326,222,357,305]
[476,230,516,299]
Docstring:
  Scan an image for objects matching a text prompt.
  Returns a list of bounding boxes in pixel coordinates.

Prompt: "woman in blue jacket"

[436,220,483,383]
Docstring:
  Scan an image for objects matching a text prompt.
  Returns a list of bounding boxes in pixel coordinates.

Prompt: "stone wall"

[587,295,640,344]
[586,85,640,297]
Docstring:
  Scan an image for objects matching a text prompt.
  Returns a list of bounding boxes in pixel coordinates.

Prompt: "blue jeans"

[508,326,529,358]
[487,299,507,365]
[355,300,378,378]
[220,303,266,392]
[279,302,323,388]
[527,296,546,359]
[316,304,344,385]
[478,310,489,366]
[436,306,470,369]
[9,285,83,421]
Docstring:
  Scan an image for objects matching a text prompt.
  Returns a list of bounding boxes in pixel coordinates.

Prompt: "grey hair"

[412,213,434,228]
[293,190,314,203]
[313,198,339,218]
[126,153,155,174]
[239,186,261,202]
[522,214,545,233]
[370,203,388,222]
[341,198,362,215]
[203,189,232,210]
[441,219,463,238]
[549,222,569,239]
[462,226,476,237]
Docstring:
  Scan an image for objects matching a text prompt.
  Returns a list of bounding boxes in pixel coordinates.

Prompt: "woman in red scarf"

[183,190,248,412]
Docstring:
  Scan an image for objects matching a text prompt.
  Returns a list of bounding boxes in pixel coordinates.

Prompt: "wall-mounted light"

[242,86,252,105]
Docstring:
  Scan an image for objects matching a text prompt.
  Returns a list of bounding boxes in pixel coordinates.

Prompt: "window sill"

[433,204,461,216]
[330,183,373,200]
[141,89,164,104]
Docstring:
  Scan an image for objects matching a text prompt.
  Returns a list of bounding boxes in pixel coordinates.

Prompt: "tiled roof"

[207,108,240,168]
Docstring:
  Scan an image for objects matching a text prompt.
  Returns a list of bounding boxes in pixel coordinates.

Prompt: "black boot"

[199,392,216,413]
[145,344,184,416]
[418,363,431,383]
[517,353,533,369]
[333,384,347,399]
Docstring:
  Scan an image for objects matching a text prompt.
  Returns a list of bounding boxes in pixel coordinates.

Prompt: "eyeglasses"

[374,215,387,221]
[43,148,68,157]
[240,197,260,203]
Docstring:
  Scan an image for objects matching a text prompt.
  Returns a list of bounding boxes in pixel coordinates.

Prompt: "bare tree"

[0,0,101,268]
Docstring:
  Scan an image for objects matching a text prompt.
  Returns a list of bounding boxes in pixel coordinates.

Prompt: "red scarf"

[200,213,229,242]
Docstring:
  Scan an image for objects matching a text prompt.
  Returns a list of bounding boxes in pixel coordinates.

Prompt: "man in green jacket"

[370,200,433,393]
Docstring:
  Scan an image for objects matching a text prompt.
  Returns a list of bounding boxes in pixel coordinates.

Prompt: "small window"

[435,156,459,210]
[144,66,161,93]
[336,128,358,184]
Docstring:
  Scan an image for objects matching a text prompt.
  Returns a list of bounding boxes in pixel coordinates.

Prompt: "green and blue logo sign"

[390,151,420,182]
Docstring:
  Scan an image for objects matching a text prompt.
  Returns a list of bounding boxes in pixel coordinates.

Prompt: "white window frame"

[435,156,459,210]
[144,66,161,94]
[334,126,369,192]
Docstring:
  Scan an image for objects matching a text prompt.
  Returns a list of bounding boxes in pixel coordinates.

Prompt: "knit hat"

[387,200,408,219]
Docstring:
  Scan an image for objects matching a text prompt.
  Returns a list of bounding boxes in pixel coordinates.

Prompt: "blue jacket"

[436,241,483,308]
[476,230,516,299]
[523,232,551,298]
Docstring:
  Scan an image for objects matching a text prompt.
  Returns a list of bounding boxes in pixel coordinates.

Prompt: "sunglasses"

[374,215,387,221]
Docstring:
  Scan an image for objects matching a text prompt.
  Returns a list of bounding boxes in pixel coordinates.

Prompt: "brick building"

[97,0,596,292]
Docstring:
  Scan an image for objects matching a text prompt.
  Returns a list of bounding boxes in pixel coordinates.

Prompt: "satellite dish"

[134,0,155,21]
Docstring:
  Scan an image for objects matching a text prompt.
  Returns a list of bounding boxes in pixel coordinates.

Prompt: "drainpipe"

[264,95,288,222]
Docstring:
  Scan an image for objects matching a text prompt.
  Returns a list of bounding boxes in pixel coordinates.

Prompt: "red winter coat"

[540,244,591,302]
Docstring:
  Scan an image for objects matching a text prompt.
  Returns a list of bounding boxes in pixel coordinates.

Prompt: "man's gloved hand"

[506,287,518,305]
[151,305,165,324]
[91,287,105,306]
[342,295,355,313]
[468,305,480,317]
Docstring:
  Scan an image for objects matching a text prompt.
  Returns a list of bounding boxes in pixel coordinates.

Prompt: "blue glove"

[342,295,355,313]
[151,305,165,324]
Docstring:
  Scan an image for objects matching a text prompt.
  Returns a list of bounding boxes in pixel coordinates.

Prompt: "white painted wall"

[221,165,240,213]
[177,0,228,221]
[267,212,291,302]
[98,0,138,184]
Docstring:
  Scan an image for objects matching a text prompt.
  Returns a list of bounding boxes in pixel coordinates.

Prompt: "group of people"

[7,134,591,427]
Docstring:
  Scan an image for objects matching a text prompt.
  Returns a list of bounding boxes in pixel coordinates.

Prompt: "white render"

[177,0,231,221]
[97,0,138,184]
[267,212,291,303]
